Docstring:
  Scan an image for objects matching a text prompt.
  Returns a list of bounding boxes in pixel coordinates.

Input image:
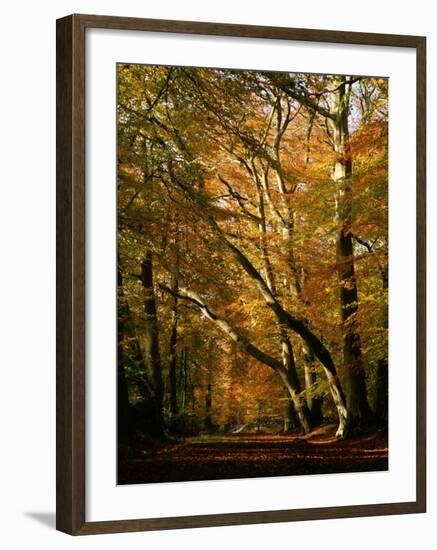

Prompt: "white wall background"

[0,0,434,548]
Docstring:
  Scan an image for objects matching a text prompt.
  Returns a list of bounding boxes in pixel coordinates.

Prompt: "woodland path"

[118,425,388,484]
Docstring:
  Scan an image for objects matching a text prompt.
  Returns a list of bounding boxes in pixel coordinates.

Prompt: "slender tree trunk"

[256,184,277,295]
[263,114,325,429]
[181,349,187,412]
[284,232,324,427]
[254,94,351,434]
[375,260,388,427]
[329,77,372,435]
[165,277,315,433]
[255,180,312,433]
[117,302,133,437]
[141,251,164,437]
[302,343,323,425]
[169,274,179,416]
[304,109,317,165]
[204,383,213,431]
[117,263,133,438]
[279,331,312,433]
[168,328,178,415]
[172,236,349,436]
[256,402,262,432]
[283,394,298,433]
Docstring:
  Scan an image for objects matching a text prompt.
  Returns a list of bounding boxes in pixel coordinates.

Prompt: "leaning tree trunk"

[141,251,165,437]
[279,331,312,434]
[283,219,323,427]
[261,107,325,429]
[165,274,316,433]
[329,77,372,435]
[255,180,312,434]
[208,221,348,437]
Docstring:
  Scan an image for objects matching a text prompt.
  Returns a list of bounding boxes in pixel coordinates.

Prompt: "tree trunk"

[329,76,372,435]
[117,264,133,438]
[165,276,317,434]
[375,261,388,427]
[169,274,179,416]
[252,84,347,435]
[279,331,312,434]
[256,402,262,432]
[117,302,134,437]
[283,395,298,433]
[256,183,277,295]
[254,178,311,434]
[259,124,326,429]
[141,251,164,437]
[170,242,349,436]
[204,383,213,430]
[181,349,187,412]
[302,343,323,425]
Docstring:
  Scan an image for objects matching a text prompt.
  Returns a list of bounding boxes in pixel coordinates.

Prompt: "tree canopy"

[116,64,388,452]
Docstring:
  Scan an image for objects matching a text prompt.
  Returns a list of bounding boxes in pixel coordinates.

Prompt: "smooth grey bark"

[255,180,277,296]
[254,179,312,433]
[163,277,283,369]
[148,76,346,433]
[149,76,347,436]
[264,75,375,436]
[264,76,372,434]
[328,76,372,435]
[207,219,348,437]
[279,331,312,433]
[162,270,315,434]
[256,101,323,427]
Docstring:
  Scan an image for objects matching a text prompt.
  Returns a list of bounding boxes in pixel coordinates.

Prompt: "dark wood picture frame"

[56,13,426,535]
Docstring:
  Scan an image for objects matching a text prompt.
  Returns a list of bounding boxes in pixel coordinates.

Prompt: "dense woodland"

[117,65,388,482]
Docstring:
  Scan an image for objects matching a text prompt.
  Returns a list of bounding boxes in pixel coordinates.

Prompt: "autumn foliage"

[117,65,388,482]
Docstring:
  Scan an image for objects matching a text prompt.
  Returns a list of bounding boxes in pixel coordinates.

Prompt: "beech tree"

[116,64,388,440]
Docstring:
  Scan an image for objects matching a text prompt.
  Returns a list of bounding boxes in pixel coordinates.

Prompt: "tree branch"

[206,217,342,382]
[158,280,285,374]
[217,174,261,222]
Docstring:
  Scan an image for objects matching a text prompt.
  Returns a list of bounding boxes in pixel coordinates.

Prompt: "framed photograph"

[56,14,426,535]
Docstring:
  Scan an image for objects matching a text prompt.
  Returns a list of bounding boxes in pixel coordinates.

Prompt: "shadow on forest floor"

[118,424,388,485]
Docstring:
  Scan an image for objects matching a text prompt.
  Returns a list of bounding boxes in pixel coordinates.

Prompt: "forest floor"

[118,424,388,484]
